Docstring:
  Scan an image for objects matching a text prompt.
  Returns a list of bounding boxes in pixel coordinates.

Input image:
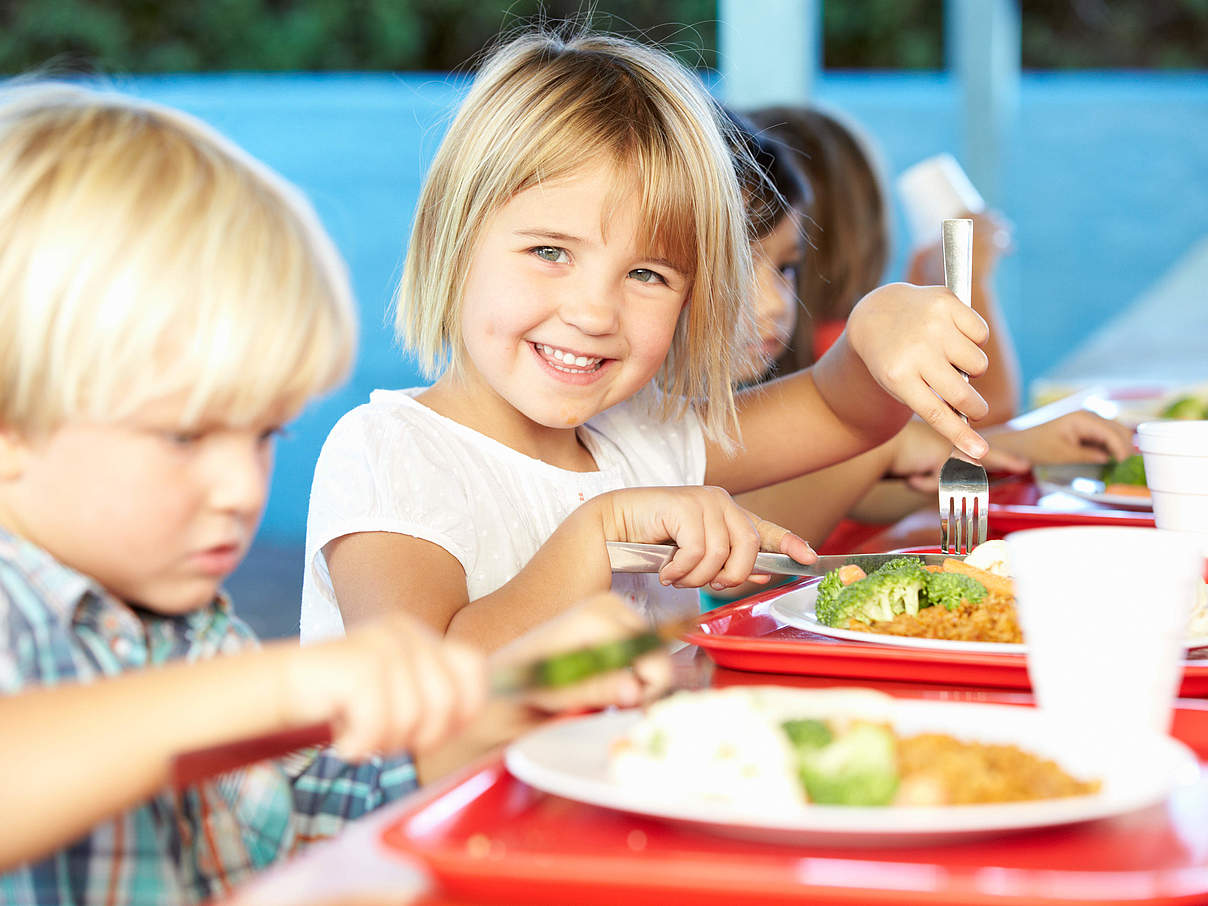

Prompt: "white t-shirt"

[300,388,708,642]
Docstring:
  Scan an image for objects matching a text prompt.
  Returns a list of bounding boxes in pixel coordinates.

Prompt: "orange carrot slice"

[837,564,867,585]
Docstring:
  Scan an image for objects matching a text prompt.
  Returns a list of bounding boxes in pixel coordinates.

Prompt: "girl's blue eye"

[779,264,799,281]
[532,246,568,263]
[629,268,667,286]
[167,431,203,447]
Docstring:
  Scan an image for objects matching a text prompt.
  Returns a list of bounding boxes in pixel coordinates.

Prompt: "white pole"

[718,0,819,108]
[946,0,1020,207]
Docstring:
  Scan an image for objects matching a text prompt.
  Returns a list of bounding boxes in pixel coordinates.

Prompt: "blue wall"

[117,70,1208,546]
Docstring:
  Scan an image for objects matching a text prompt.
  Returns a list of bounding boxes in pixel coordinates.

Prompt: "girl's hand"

[595,485,815,591]
[491,593,672,713]
[846,282,990,460]
[287,613,488,761]
[985,410,1135,465]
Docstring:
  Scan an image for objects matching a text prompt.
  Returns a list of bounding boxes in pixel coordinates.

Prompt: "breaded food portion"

[896,733,1101,805]
[847,590,1021,643]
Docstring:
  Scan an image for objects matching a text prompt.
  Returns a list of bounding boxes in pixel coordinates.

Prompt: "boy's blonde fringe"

[0,81,357,435]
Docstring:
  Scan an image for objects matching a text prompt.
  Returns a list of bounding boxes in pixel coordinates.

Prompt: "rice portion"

[848,590,1021,643]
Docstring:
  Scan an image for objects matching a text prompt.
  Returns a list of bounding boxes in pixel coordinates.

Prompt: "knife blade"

[606,541,959,577]
[169,616,693,789]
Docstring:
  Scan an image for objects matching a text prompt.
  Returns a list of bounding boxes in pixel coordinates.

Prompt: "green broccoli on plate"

[781,718,899,806]
[814,557,928,627]
[923,571,987,611]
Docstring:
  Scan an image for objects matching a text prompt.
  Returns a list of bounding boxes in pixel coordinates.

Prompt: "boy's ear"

[0,429,32,481]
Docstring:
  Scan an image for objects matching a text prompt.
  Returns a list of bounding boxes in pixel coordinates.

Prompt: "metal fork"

[937,218,988,555]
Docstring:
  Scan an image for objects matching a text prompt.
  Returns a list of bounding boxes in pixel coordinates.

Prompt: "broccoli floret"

[871,557,930,581]
[1160,395,1208,420]
[923,571,987,611]
[1101,453,1147,487]
[792,721,899,806]
[782,718,833,749]
[814,570,847,625]
[817,568,927,627]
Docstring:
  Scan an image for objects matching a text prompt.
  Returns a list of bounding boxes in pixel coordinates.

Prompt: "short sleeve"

[306,405,478,569]
[301,400,484,640]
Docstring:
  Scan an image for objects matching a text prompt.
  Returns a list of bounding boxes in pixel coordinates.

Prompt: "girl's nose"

[557,282,621,336]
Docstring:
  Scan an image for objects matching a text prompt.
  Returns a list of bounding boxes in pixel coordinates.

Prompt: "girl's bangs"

[622,139,698,279]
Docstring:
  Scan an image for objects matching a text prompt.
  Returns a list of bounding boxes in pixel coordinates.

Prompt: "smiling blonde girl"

[302,28,995,651]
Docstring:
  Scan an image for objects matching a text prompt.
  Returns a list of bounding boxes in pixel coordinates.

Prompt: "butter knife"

[607,540,958,577]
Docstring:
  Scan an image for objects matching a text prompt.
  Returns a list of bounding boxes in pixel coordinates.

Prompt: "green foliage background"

[0,0,1205,73]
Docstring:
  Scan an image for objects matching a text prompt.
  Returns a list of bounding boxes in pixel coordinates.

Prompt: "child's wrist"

[273,641,329,733]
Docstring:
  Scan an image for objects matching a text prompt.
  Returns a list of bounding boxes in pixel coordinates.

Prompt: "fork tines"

[938,458,989,556]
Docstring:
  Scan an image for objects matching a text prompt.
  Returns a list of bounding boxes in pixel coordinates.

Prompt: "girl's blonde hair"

[748,105,890,374]
[0,81,357,436]
[397,30,755,446]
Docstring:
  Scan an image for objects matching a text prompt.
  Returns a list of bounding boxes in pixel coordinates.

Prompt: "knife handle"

[170,720,333,789]
[606,540,811,577]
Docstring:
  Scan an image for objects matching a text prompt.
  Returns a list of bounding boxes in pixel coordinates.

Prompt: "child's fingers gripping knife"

[322,614,487,760]
[615,486,806,591]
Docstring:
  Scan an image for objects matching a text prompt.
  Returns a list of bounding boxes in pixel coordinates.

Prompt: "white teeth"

[536,342,601,371]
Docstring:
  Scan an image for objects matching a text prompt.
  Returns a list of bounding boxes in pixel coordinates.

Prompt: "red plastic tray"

[381,702,1208,906]
[684,586,1208,696]
[987,474,1155,533]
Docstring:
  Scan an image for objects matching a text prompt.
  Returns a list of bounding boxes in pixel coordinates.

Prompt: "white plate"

[767,580,1208,652]
[1033,463,1152,510]
[505,699,1199,847]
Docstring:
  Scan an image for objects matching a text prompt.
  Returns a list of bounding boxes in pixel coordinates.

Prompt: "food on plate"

[962,538,1009,577]
[813,540,1208,645]
[1101,453,1150,498]
[609,687,1101,810]
[814,548,1021,643]
[1160,394,1208,420]
[814,556,931,626]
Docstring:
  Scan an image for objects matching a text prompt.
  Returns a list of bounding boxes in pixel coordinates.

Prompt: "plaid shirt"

[0,529,417,905]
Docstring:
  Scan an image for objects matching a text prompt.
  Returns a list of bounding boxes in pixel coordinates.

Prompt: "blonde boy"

[0,82,489,904]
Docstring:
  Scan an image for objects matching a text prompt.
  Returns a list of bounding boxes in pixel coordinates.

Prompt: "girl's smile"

[421,160,690,464]
[529,341,611,383]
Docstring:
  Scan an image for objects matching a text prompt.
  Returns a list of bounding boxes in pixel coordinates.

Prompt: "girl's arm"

[709,282,992,495]
[326,484,812,650]
[324,501,613,650]
[707,335,908,494]
[0,620,485,871]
